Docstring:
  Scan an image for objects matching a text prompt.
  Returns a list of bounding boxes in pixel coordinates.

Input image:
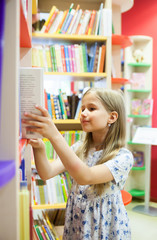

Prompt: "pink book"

[141,99,153,115]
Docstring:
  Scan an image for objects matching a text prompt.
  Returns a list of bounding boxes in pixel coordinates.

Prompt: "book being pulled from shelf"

[20,67,44,139]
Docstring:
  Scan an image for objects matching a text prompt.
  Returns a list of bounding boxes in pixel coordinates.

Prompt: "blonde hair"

[76,88,126,194]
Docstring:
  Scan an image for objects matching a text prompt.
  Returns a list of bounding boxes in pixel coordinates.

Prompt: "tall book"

[20,67,44,139]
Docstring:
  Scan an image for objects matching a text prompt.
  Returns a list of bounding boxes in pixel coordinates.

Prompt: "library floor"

[125,199,157,240]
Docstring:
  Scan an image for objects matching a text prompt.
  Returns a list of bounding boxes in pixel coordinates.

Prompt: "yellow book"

[41,6,56,33]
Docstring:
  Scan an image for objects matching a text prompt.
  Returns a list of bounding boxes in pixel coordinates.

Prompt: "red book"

[60,45,67,72]
[44,89,48,110]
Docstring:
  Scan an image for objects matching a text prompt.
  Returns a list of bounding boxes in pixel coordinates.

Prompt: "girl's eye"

[90,107,95,111]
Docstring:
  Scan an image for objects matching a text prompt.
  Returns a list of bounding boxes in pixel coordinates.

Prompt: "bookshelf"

[0,0,32,239]
[124,35,153,213]
[111,1,134,90]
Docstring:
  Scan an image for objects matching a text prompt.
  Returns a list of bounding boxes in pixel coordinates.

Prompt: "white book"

[71,9,83,34]
[20,67,44,139]
[67,10,79,34]
[78,10,91,35]
[49,10,63,34]
[97,46,102,72]
[100,9,112,36]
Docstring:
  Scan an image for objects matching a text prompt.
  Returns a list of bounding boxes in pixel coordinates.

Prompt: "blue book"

[47,92,52,118]
[64,45,71,72]
[84,43,89,72]
[89,42,97,72]
[61,9,75,34]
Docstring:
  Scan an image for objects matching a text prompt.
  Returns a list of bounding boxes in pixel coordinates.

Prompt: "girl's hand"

[27,138,45,149]
[23,105,58,140]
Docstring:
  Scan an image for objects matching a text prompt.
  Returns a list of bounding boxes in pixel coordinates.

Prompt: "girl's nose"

[81,108,88,116]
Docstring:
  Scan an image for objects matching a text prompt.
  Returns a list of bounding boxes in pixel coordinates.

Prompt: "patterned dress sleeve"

[104,148,134,185]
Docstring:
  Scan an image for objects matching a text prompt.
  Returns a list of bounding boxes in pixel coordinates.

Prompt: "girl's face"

[80,92,111,134]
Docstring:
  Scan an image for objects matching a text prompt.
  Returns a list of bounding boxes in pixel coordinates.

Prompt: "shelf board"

[44,72,107,81]
[112,78,130,84]
[127,141,144,145]
[112,0,134,13]
[128,62,151,67]
[20,0,31,48]
[112,34,132,48]
[53,119,82,131]
[127,89,151,93]
[129,189,145,197]
[32,202,66,210]
[132,166,146,171]
[128,114,151,118]
[32,32,107,42]
[0,160,16,188]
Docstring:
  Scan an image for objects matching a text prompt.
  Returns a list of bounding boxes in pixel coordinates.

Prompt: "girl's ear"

[108,111,118,124]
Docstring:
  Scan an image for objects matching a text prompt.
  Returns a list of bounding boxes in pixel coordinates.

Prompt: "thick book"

[20,67,44,139]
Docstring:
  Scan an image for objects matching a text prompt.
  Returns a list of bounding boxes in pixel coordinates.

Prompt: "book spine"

[64,45,71,72]
[88,10,96,35]
[41,6,57,33]
[47,92,52,118]
[60,45,67,72]
[61,9,75,34]
[45,8,58,33]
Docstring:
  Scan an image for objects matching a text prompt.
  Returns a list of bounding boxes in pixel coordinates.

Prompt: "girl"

[24,88,133,240]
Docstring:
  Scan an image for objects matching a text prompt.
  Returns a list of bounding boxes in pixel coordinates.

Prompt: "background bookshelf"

[111,1,133,90]
[124,36,153,208]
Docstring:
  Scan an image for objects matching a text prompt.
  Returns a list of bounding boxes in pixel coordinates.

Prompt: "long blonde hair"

[76,88,126,194]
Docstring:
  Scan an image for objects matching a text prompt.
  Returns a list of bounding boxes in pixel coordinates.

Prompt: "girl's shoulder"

[71,140,83,152]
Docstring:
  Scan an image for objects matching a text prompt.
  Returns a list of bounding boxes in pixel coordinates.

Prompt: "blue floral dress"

[63,142,133,240]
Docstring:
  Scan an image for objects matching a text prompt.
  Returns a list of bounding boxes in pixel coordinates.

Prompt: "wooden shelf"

[112,0,134,13]
[32,32,107,43]
[32,202,66,210]
[112,34,132,48]
[0,160,16,188]
[53,119,82,131]
[44,72,107,81]
[20,0,31,48]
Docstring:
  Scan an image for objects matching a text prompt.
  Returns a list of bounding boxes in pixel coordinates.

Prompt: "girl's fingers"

[35,105,50,117]
[24,106,50,120]
[22,119,44,127]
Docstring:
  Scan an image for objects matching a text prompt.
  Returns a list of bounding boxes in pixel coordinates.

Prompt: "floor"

[126,198,157,240]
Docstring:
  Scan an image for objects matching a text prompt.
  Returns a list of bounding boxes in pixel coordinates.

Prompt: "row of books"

[45,89,82,120]
[33,211,62,240]
[131,98,153,115]
[32,169,72,205]
[32,42,106,73]
[43,130,83,160]
[38,3,111,36]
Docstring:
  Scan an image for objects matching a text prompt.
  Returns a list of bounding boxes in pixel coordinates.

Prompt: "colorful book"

[41,6,57,33]
[141,99,153,115]
[99,44,106,72]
